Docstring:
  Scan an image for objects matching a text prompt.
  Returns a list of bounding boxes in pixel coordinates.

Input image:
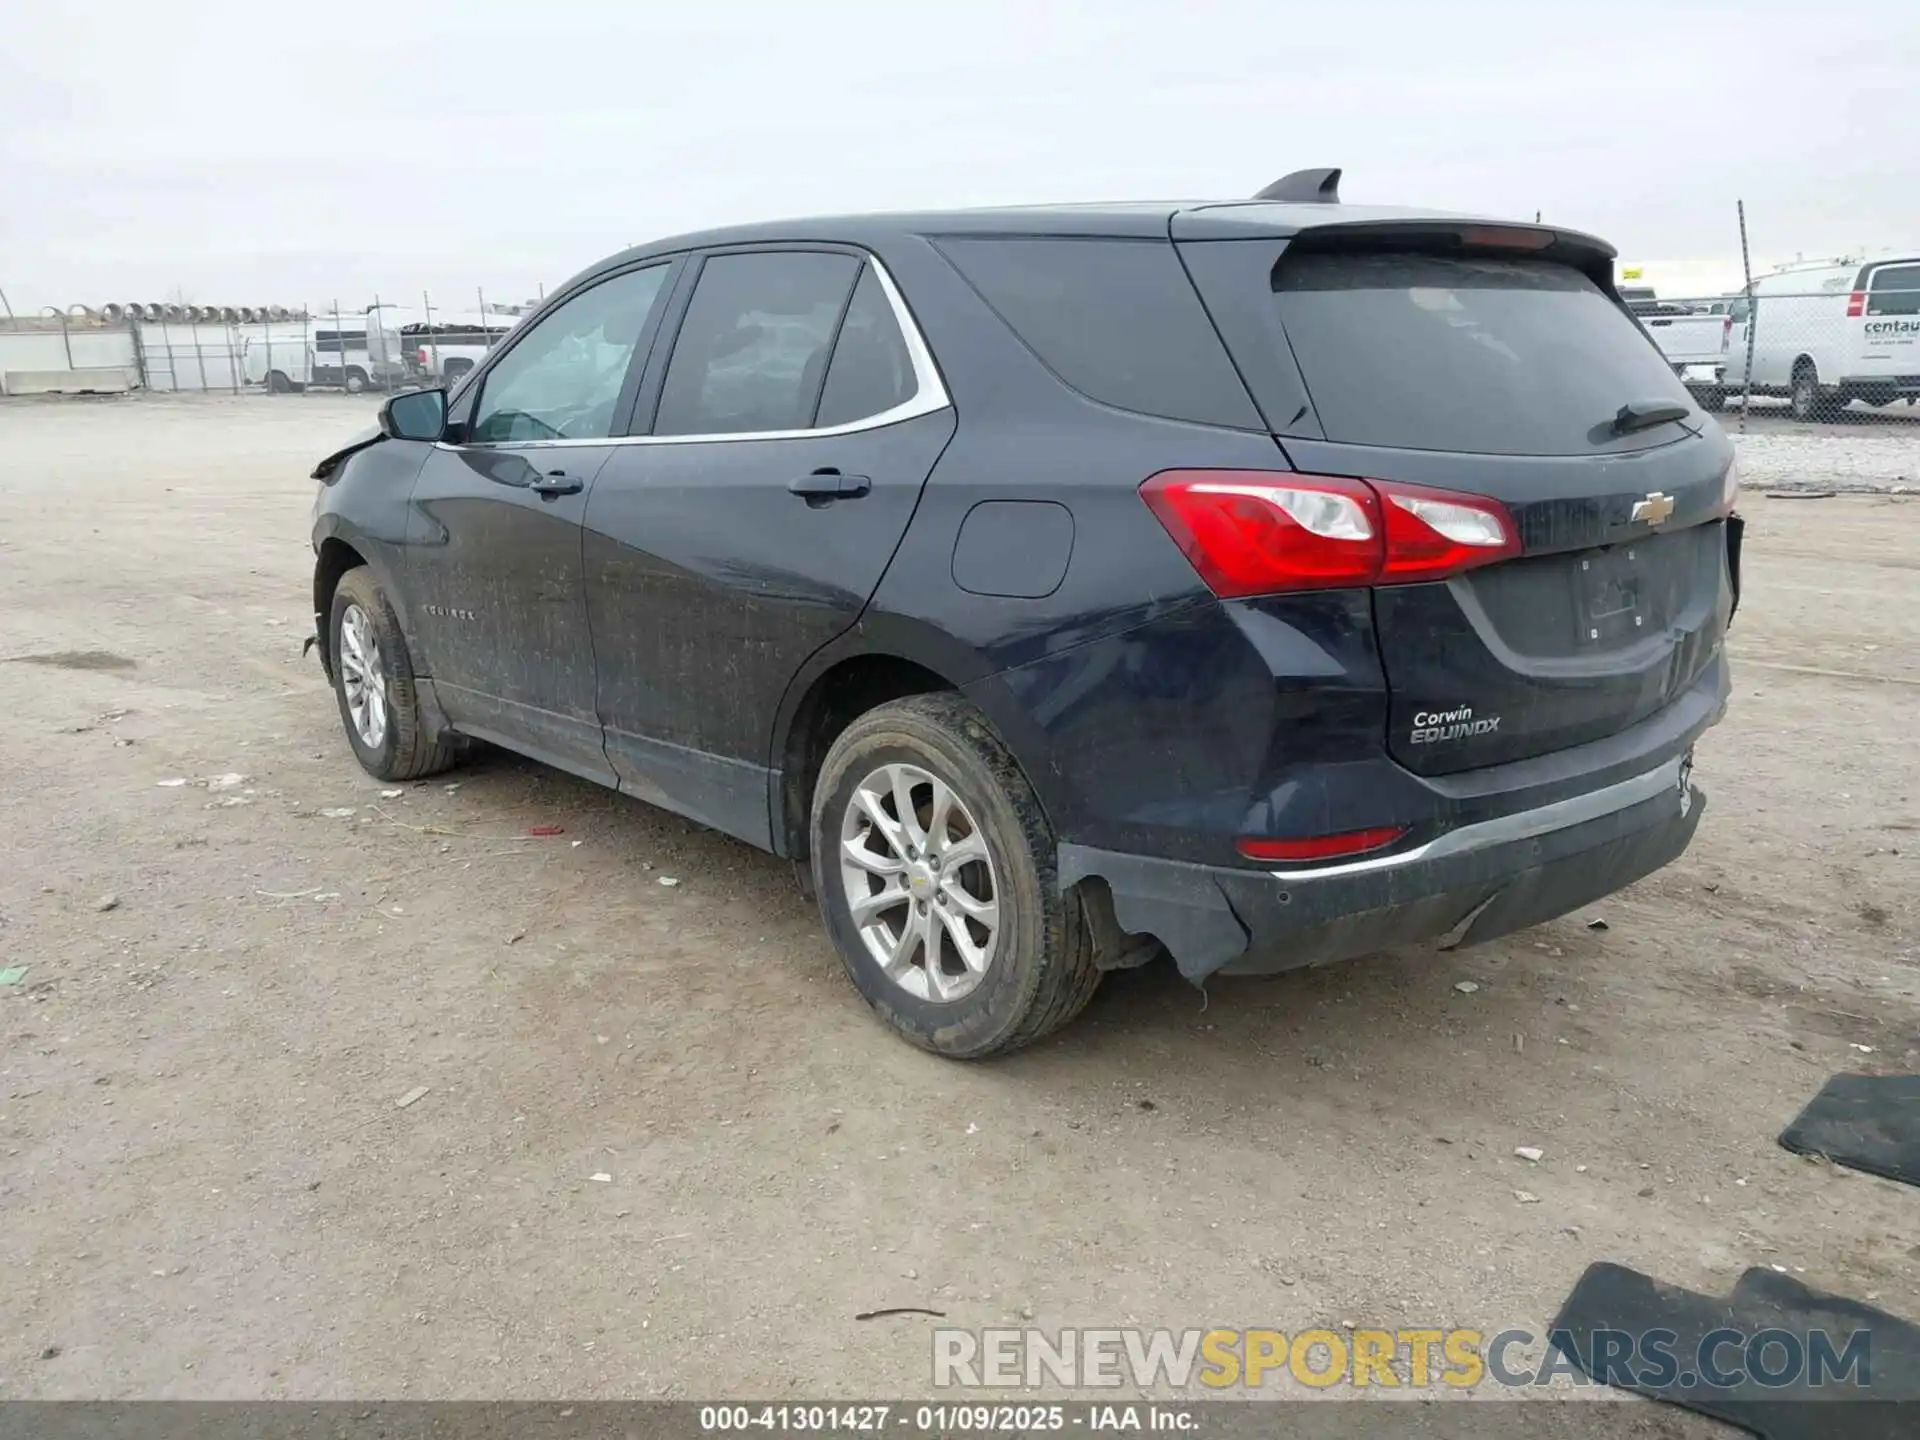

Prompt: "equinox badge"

[1631,491,1676,526]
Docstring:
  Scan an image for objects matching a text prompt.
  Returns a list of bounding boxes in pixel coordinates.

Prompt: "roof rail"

[1767,255,1859,274]
[1254,168,1341,204]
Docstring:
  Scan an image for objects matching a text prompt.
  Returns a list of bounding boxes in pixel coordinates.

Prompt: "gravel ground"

[1724,413,1920,494]
[0,394,1915,1422]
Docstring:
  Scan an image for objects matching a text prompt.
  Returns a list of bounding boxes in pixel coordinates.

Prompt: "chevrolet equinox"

[307,168,1742,1057]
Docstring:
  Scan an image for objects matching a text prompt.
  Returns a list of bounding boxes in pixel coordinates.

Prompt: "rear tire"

[810,694,1100,1058]
[1790,361,1836,422]
[266,370,291,394]
[328,567,458,782]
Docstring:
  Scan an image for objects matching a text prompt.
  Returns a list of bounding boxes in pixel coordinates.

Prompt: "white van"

[1721,255,1920,418]
[242,306,406,393]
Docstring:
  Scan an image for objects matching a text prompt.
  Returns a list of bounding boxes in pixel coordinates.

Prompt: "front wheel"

[328,567,457,781]
[343,367,369,395]
[810,694,1100,1058]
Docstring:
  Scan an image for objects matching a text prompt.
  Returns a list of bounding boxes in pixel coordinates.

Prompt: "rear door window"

[652,251,860,436]
[1228,251,1695,455]
[1866,263,1920,317]
[814,264,918,428]
[935,237,1261,429]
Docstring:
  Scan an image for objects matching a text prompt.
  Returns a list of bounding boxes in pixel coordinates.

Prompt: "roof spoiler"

[1254,167,1341,204]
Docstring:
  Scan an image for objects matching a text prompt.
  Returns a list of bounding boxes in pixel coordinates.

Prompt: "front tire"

[328,567,457,782]
[344,367,369,395]
[811,694,1100,1058]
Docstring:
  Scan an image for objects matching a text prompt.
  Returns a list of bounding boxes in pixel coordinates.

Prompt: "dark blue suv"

[309,170,1741,1057]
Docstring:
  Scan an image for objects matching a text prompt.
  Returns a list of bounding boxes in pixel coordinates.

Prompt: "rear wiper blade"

[1610,399,1691,435]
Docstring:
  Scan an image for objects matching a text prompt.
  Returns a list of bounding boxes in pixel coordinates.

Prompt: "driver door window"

[468,264,670,444]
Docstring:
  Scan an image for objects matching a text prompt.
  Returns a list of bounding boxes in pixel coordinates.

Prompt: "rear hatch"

[1178,219,1737,776]
[1855,259,1920,382]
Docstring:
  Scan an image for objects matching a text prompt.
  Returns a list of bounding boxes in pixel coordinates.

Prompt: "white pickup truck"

[1631,299,1734,410]
[406,312,519,384]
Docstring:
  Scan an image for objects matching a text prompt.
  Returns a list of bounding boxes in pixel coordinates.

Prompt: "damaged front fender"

[311,426,383,482]
[302,624,330,682]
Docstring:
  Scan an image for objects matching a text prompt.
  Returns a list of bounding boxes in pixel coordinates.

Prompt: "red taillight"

[1140,472,1379,596]
[1376,482,1521,583]
[1847,291,1866,318]
[1141,470,1519,598]
[1237,826,1409,863]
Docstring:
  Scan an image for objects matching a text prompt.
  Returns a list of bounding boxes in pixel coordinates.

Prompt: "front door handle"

[531,470,584,499]
[788,469,871,501]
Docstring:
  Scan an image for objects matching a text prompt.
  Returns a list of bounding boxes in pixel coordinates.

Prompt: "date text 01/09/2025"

[698,1403,1197,1432]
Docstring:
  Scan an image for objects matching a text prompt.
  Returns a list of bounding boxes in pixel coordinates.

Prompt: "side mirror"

[379,387,447,442]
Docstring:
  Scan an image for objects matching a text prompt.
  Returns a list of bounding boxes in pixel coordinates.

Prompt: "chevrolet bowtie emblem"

[1631,491,1675,526]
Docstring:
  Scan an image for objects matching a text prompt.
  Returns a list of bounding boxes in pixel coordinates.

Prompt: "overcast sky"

[4,0,1915,313]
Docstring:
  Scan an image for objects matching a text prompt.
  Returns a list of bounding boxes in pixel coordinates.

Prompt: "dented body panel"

[309,433,432,680]
[582,409,956,849]
[405,440,619,785]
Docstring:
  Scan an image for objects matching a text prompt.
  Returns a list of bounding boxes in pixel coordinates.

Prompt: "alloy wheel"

[838,762,1000,1002]
[338,603,389,750]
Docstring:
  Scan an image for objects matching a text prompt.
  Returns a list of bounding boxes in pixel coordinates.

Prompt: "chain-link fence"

[1634,269,1920,426]
[1624,199,1917,428]
[0,288,540,399]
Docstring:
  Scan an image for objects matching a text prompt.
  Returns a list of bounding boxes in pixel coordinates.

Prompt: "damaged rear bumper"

[1059,754,1704,983]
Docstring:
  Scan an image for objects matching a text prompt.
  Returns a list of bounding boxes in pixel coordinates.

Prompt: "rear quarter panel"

[859,233,1386,859]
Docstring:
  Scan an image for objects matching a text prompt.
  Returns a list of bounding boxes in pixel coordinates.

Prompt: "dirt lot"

[0,393,1915,1417]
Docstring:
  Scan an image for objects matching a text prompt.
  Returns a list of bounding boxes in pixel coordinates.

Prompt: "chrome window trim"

[1266,755,1688,881]
[439,254,949,454]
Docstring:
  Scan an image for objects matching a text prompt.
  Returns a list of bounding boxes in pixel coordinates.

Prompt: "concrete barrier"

[1,367,142,396]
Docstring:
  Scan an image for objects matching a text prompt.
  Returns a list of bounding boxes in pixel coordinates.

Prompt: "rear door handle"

[789,469,870,501]
[531,470,584,499]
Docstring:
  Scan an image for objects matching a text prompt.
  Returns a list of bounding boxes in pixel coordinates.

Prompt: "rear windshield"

[1267,253,1694,455]
[1866,263,1920,317]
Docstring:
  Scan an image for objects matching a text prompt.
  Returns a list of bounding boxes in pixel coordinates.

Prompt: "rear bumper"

[1841,375,1920,396]
[1060,753,1704,984]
